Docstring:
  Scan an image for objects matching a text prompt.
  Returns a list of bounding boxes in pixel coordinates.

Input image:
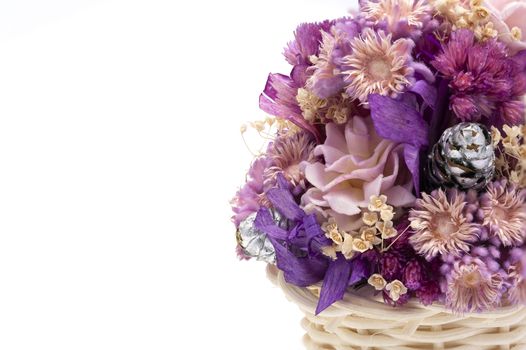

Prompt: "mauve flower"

[485,0,526,54]
[445,259,503,313]
[409,189,480,260]
[342,28,428,104]
[231,156,272,227]
[480,179,526,247]
[264,132,316,189]
[432,29,526,126]
[301,116,415,231]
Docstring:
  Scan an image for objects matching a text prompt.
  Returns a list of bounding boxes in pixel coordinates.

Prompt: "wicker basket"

[267,265,526,350]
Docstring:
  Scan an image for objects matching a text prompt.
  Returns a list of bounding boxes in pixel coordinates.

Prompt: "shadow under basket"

[267,265,526,350]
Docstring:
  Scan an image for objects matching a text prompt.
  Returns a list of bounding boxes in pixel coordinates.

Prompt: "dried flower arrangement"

[231,0,526,317]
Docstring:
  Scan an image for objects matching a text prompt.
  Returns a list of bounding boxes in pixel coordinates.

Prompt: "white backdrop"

[0,0,352,349]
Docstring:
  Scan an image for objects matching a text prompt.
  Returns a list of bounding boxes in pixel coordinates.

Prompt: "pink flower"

[485,0,526,53]
[301,116,415,231]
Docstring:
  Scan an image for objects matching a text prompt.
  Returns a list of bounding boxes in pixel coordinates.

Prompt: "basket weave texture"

[267,265,526,350]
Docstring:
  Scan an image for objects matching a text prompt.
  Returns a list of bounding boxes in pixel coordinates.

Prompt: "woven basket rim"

[266,264,523,320]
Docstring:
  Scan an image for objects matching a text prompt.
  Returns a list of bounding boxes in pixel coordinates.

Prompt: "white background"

[0,0,352,349]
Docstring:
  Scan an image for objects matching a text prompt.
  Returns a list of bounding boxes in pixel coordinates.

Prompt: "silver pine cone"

[236,210,285,264]
[428,123,495,190]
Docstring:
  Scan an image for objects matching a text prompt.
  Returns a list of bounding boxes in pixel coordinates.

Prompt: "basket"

[267,265,526,350]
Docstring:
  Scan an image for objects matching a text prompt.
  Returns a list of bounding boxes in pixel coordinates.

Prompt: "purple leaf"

[369,94,429,148]
[270,237,329,287]
[254,208,289,240]
[315,255,352,315]
[266,188,305,221]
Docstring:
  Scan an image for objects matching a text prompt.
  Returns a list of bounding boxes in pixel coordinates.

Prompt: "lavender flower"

[445,258,504,313]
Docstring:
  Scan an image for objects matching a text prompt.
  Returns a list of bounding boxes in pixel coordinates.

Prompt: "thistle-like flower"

[342,28,417,104]
[264,132,316,188]
[480,179,526,247]
[445,260,503,313]
[363,0,433,34]
[409,189,479,260]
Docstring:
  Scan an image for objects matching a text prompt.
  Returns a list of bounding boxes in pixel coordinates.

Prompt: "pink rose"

[486,0,526,53]
[300,116,415,231]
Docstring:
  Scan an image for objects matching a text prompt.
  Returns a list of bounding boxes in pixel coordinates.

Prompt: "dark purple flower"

[432,29,526,126]
[381,252,402,280]
[416,280,440,306]
[404,260,423,290]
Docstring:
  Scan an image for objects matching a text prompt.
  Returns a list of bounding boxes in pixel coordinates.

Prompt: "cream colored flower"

[352,238,372,253]
[385,280,408,301]
[341,233,356,260]
[376,220,398,239]
[362,211,379,226]
[322,218,346,245]
[369,195,388,212]
[380,206,395,222]
[368,274,388,291]
[361,227,382,245]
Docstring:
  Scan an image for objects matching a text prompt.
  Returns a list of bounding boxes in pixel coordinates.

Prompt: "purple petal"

[348,258,370,286]
[266,188,305,221]
[316,255,352,315]
[270,237,329,287]
[254,208,289,240]
[409,80,438,110]
[404,145,422,195]
[369,94,429,148]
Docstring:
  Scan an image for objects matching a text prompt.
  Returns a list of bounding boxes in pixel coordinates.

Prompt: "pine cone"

[428,123,495,190]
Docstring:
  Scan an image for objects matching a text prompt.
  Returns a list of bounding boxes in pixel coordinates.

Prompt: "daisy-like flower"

[409,189,479,260]
[342,28,419,104]
[363,0,433,35]
[264,132,316,188]
[480,179,526,247]
[385,280,408,301]
[446,260,503,313]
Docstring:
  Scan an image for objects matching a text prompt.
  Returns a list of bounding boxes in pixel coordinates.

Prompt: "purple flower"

[432,29,526,126]
[404,260,423,290]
